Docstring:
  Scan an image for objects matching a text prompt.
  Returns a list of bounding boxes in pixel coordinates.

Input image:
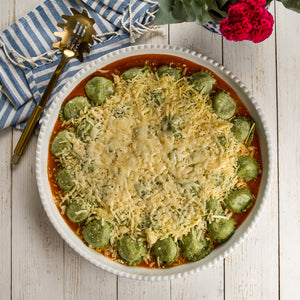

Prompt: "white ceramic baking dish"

[36,44,272,281]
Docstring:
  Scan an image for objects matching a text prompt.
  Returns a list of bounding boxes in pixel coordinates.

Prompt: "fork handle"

[11,53,71,164]
[39,53,72,107]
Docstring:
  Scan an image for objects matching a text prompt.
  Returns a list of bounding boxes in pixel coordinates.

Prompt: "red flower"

[220,17,252,41]
[228,2,254,19]
[219,0,274,43]
[250,7,274,43]
[240,0,266,8]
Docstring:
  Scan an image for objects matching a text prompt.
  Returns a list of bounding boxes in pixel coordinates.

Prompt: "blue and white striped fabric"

[0,0,159,130]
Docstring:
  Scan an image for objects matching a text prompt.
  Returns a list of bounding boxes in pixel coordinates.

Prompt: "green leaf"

[154,0,183,24]
[216,0,229,9]
[183,1,198,22]
[208,0,229,19]
[208,10,225,21]
[190,0,205,23]
[157,0,173,12]
[172,0,188,20]
[192,0,215,24]
[154,0,232,25]
[154,10,183,24]
[280,0,300,13]
[171,0,198,22]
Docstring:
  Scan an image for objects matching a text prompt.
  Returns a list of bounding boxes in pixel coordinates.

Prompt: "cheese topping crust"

[52,68,252,259]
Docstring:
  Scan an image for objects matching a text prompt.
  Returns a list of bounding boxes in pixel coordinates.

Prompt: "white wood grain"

[14,0,42,20]
[11,133,65,300]
[0,3,15,300]
[118,279,171,300]
[171,265,224,300]
[169,23,223,60]
[222,4,279,299]
[0,0,14,28]
[64,243,117,300]
[276,3,300,299]
[0,129,12,300]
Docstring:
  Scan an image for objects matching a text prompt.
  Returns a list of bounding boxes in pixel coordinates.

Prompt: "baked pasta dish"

[48,54,262,268]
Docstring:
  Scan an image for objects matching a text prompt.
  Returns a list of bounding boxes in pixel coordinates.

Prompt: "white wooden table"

[1,1,299,299]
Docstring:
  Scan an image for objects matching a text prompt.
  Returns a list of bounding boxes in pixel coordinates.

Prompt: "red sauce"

[48,54,262,269]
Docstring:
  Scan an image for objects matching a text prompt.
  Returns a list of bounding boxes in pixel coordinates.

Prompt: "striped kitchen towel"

[0,0,159,130]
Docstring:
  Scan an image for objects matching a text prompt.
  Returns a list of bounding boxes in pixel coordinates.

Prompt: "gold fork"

[12,8,96,164]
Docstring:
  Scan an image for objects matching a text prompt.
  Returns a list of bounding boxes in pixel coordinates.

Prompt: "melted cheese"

[55,70,250,253]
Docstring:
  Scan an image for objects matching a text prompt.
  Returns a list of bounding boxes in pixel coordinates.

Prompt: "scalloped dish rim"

[36,44,272,281]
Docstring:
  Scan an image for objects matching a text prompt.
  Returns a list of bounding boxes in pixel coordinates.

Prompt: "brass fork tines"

[53,8,96,61]
[11,8,96,165]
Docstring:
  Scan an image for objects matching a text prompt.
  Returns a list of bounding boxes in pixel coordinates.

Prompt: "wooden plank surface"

[169,22,223,59]
[276,2,300,299]
[64,243,117,300]
[0,2,14,300]
[0,129,12,300]
[222,3,279,299]
[11,132,64,299]
[0,0,299,299]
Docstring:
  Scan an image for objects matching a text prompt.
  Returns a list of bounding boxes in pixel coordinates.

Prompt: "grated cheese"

[54,70,251,256]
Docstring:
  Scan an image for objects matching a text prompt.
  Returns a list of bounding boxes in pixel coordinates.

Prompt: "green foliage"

[154,0,183,24]
[154,0,299,26]
[280,0,300,13]
[154,0,228,25]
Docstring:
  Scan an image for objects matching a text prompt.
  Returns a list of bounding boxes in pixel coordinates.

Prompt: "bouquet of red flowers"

[154,0,299,43]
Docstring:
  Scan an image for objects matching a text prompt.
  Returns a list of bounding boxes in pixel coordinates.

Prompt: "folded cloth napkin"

[0,0,159,130]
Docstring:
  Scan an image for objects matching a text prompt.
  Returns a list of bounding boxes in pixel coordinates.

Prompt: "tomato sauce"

[48,54,262,269]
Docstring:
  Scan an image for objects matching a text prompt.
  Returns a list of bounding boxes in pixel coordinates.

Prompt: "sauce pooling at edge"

[48,54,262,269]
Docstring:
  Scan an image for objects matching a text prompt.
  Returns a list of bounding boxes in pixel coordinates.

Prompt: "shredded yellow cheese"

[56,70,250,254]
